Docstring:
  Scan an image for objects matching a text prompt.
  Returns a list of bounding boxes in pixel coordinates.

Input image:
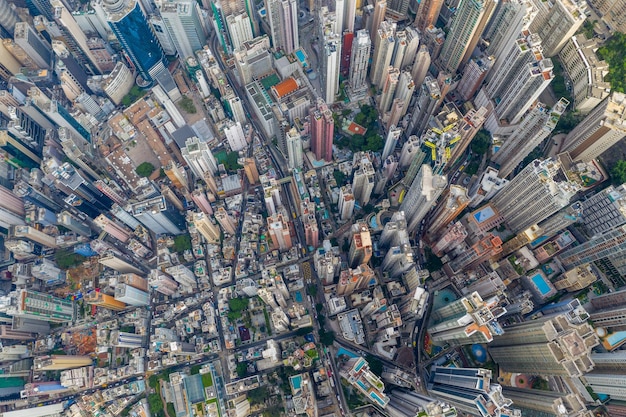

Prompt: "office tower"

[192,212,220,244]
[581,184,626,236]
[528,0,586,57]
[457,57,492,101]
[438,0,490,74]
[12,290,74,323]
[382,127,401,160]
[489,312,598,376]
[589,0,626,32]
[493,98,568,177]
[558,35,610,115]
[561,92,626,162]
[149,15,178,55]
[340,357,390,408]
[285,127,303,169]
[104,0,178,97]
[411,45,430,88]
[13,22,52,69]
[31,259,66,286]
[414,0,444,31]
[427,367,518,417]
[407,76,441,137]
[265,0,299,53]
[309,98,334,162]
[110,330,143,348]
[267,213,292,251]
[99,253,144,274]
[114,284,149,306]
[226,12,253,51]
[130,196,185,235]
[339,186,355,221]
[371,21,395,89]
[223,120,247,151]
[344,0,356,32]
[181,136,218,179]
[483,0,536,59]
[101,62,134,105]
[348,30,371,99]
[503,389,594,417]
[0,0,19,37]
[348,222,373,267]
[34,356,92,371]
[322,33,341,104]
[491,158,579,233]
[148,269,179,295]
[49,0,107,75]
[484,32,554,125]
[165,264,197,288]
[158,0,206,58]
[400,164,447,233]
[369,0,387,41]
[352,156,375,206]
[0,40,21,81]
[378,67,400,114]
[427,185,470,237]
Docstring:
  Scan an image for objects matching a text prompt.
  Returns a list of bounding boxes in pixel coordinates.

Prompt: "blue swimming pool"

[295,49,306,63]
[295,291,303,303]
[531,273,552,296]
[290,375,302,390]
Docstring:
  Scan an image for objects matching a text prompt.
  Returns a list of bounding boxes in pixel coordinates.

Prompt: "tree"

[333,169,347,186]
[319,329,335,346]
[172,234,192,253]
[135,162,155,177]
[470,130,491,154]
[611,160,626,185]
[247,386,270,405]
[597,32,626,93]
[364,133,383,152]
[236,362,248,378]
[341,109,351,117]
[223,151,243,171]
[307,284,318,297]
[229,297,249,312]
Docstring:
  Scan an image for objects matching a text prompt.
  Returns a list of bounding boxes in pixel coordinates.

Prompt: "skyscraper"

[483,0,536,60]
[159,0,206,58]
[411,45,431,87]
[378,67,399,114]
[181,136,218,179]
[130,196,185,235]
[493,98,568,177]
[528,0,587,57]
[414,0,444,31]
[399,164,447,233]
[369,0,387,41]
[344,0,356,32]
[488,313,598,377]
[560,92,626,162]
[437,0,490,74]
[309,98,334,162]
[322,34,341,104]
[483,31,554,125]
[13,23,52,69]
[456,57,493,101]
[407,75,441,136]
[12,290,75,323]
[348,30,371,99]
[265,0,299,53]
[285,127,303,169]
[491,158,579,233]
[371,21,395,89]
[427,291,505,345]
[226,11,254,50]
[427,185,470,237]
[104,0,178,97]
[267,213,292,251]
[427,367,519,417]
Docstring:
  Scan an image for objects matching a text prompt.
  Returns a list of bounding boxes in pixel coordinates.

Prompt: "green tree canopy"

[597,32,626,93]
[229,297,249,312]
[470,130,492,154]
[135,162,155,177]
[611,160,626,185]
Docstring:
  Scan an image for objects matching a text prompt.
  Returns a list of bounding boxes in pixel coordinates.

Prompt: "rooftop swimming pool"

[531,273,552,296]
[290,375,302,390]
